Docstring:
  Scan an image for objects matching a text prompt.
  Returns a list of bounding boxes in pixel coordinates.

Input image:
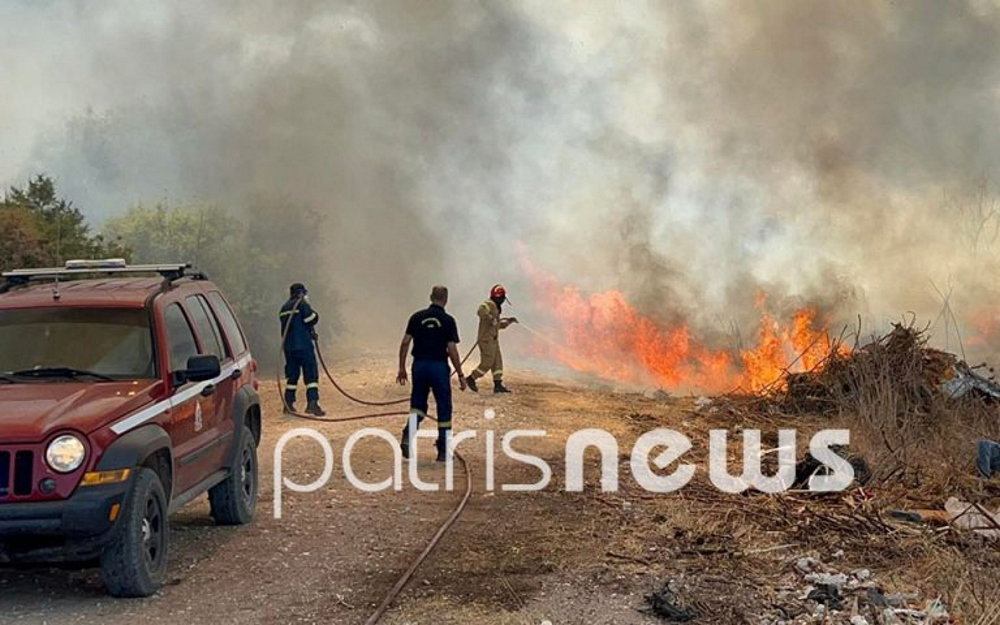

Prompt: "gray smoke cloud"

[4,0,1000,362]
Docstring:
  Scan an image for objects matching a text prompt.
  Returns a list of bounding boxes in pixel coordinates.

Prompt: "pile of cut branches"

[780,323,958,416]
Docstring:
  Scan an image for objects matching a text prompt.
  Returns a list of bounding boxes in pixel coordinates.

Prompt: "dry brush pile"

[778,323,1000,492]
[678,323,1000,623]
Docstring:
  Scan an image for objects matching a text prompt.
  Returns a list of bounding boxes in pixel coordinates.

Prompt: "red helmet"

[490,284,507,300]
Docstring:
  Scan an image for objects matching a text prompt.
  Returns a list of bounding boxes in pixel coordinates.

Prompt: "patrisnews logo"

[272,416,854,519]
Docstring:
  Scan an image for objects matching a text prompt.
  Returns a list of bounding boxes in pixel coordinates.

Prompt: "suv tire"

[100,467,169,597]
[209,427,258,525]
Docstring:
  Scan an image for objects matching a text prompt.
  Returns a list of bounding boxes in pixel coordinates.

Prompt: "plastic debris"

[943,361,1000,400]
[779,556,948,624]
[804,572,849,589]
[807,584,845,610]
[851,569,871,583]
[977,439,1000,478]
[945,497,1000,540]
[642,583,696,622]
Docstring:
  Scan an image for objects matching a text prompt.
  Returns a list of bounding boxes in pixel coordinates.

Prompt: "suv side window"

[164,304,199,373]
[208,292,248,355]
[186,295,227,360]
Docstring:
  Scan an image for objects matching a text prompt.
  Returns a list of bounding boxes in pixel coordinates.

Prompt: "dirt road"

[5,354,976,624]
[2,357,681,624]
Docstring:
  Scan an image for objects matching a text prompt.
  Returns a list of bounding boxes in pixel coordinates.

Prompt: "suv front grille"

[0,449,35,499]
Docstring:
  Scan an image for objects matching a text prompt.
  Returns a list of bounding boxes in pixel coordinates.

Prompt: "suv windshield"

[0,308,155,380]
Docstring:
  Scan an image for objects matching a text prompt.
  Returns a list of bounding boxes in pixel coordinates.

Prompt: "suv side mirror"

[180,355,221,383]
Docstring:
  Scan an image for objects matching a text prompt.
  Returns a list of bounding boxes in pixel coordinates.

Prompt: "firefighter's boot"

[494,380,511,394]
[306,400,327,417]
[400,433,411,460]
[465,375,479,393]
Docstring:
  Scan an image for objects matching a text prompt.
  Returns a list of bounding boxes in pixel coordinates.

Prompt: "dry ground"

[1,354,996,624]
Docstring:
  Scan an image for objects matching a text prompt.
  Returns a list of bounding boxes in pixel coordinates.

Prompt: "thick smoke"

[3,1,1000,360]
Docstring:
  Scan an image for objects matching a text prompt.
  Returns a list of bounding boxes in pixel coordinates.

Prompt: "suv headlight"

[46,435,86,473]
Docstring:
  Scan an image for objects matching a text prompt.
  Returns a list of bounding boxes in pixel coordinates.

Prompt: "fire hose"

[275,296,474,623]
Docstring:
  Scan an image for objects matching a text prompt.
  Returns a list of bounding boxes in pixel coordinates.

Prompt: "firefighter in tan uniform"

[466,284,517,394]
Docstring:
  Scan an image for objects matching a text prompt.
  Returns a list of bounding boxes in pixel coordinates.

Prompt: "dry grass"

[711,322,1000,621]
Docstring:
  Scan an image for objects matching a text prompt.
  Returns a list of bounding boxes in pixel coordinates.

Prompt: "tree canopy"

[103,199,338,365]
[0,175,128,270]
[0,175,337,366]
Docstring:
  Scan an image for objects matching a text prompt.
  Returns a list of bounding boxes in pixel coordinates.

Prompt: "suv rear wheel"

[208,427,258,525]
[100,467,169,597]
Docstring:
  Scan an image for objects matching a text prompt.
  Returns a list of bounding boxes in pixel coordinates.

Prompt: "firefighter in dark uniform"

[279,283,326,416]
[397,285,466,461]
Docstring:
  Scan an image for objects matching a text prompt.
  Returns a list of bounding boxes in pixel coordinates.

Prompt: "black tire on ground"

[208,427,258,525]
[100,467,169,598]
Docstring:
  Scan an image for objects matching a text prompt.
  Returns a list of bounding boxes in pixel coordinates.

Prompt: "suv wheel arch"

[142,448,173,503]
[231,385,261,452]
[97,424,174,501]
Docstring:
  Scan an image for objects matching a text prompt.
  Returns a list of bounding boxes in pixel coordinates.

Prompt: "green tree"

[100,203,235,274]
[0,207,46,268]
[0,174,129,270]
[103,200,338,366]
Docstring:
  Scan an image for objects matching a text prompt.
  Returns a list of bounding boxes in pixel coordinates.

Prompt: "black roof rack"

[0,261,206,294]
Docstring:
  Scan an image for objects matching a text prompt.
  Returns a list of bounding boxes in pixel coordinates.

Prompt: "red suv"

[0,261,261,597]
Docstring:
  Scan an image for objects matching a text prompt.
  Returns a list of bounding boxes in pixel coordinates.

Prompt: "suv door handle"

[201,384,216,397]
[230,369,242,381]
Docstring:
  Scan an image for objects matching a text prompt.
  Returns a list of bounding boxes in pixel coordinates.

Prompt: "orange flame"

[967,307,1000,347]
[522,262,842,394]
[738,295,846,392]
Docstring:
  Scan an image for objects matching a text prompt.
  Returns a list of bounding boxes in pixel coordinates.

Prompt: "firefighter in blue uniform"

[280,283,326,416]
[397,285,466,461]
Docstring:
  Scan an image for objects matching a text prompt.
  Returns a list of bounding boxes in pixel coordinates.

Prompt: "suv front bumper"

[0,479,131,563]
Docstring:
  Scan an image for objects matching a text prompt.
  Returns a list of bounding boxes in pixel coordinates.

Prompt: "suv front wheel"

[100,467,169,597]
[209,427,258,525]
